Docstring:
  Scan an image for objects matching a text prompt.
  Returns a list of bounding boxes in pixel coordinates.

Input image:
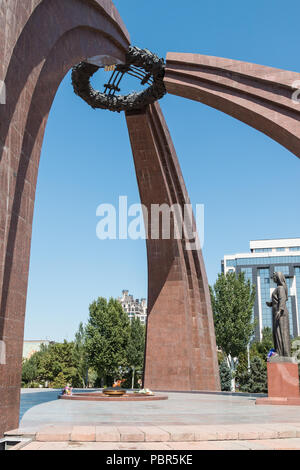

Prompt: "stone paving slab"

[19,438,300,450]
[96,426,120,442]
[36,424,73,442]
[71,425,96,442]
[155,425,195,442]
[117,426,145,442]
[137,426,171,442]
[256,397,300,406]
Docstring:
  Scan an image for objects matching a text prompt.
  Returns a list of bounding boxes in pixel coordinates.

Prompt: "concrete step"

[5,423,300,443]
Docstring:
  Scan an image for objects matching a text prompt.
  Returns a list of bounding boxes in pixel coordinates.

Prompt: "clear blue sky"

[24,0,300,342]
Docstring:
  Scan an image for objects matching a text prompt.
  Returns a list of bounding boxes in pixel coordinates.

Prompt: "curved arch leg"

[0,0,129,436]
[165,53,300,158]
[126,102,220,391]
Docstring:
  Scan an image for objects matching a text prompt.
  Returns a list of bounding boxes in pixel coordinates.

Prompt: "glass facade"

[285,277,294,333]
[274,265,289,275]
[241,267,254,322]
[227,256,300,267]
[226,259,236,267]
[296,267,300,333]
[240,267,252,283]
[254,248,272,253]
[258,268,273,330]
[223,244,300,339]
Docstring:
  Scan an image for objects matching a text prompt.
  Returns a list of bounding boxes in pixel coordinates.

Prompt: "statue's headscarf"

[274,271,288,299]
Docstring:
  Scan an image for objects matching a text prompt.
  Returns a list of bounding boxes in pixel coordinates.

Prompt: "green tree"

[236,356,267,393]
[85,297,130,385]
[21,345,49,386]
[21,341,81,388]
[210,272,256,391]
[51,372,69,389]
[219,360,232,391]
[236,328,274,392]
[38,341,82,387]
[291,337,300,380]
[251,327,273,360]
[87,368,98,388]
[291,336,300,363]
[126,318,145,389]
[22,357,39,385]
[74,322,89,388]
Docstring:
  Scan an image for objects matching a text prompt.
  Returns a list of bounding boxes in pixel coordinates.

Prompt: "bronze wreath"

[71,46,166,113]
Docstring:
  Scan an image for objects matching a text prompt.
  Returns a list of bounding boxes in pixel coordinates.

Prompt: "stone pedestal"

[256,357,300,405]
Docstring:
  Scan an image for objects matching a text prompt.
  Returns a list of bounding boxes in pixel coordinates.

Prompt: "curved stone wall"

[165,53,300,158]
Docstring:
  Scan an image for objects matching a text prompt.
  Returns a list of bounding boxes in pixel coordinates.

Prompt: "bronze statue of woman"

[266,271,291,357]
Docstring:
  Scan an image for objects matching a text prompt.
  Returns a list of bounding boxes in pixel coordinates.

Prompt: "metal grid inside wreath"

[103,64,154,96]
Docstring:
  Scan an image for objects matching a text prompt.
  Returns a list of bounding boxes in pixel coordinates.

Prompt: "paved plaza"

[5,390,300,450]
[19,391,300,428]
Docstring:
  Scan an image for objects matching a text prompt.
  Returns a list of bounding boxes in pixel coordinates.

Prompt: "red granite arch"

[0,2,223,438]
[164,53,300,158]
[0,0,130,436]
[3,1,300,440]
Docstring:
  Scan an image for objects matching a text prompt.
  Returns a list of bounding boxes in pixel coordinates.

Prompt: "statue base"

[268,355,297,364]
[256,359,300,406]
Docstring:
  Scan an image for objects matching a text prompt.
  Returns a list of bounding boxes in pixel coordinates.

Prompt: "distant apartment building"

[23,340,52,359]
[222,238,300,341]
[118,290,147,325]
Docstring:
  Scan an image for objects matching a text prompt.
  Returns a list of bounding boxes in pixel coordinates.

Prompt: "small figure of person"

[62,383,73,396]
[266,271,291,357]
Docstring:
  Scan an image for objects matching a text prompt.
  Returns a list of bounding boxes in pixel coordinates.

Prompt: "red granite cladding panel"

[164,53,300,159]
[0,0,129,71]
[267,363,300,398]
[126,103,220,392]
[0,0,130,437]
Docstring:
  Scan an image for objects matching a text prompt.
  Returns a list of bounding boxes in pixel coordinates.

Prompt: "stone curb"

[5,423,300,443]
[153,390,268,398]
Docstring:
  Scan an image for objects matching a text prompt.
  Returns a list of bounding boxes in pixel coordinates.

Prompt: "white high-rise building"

[118,290,147,325]
[222,238,300,340]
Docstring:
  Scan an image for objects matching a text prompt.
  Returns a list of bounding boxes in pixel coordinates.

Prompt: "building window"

[274,266,289,275]
[258,268,273,331]
[226,259,236,267]
[236,256,300,266]
[254,248,272,253]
